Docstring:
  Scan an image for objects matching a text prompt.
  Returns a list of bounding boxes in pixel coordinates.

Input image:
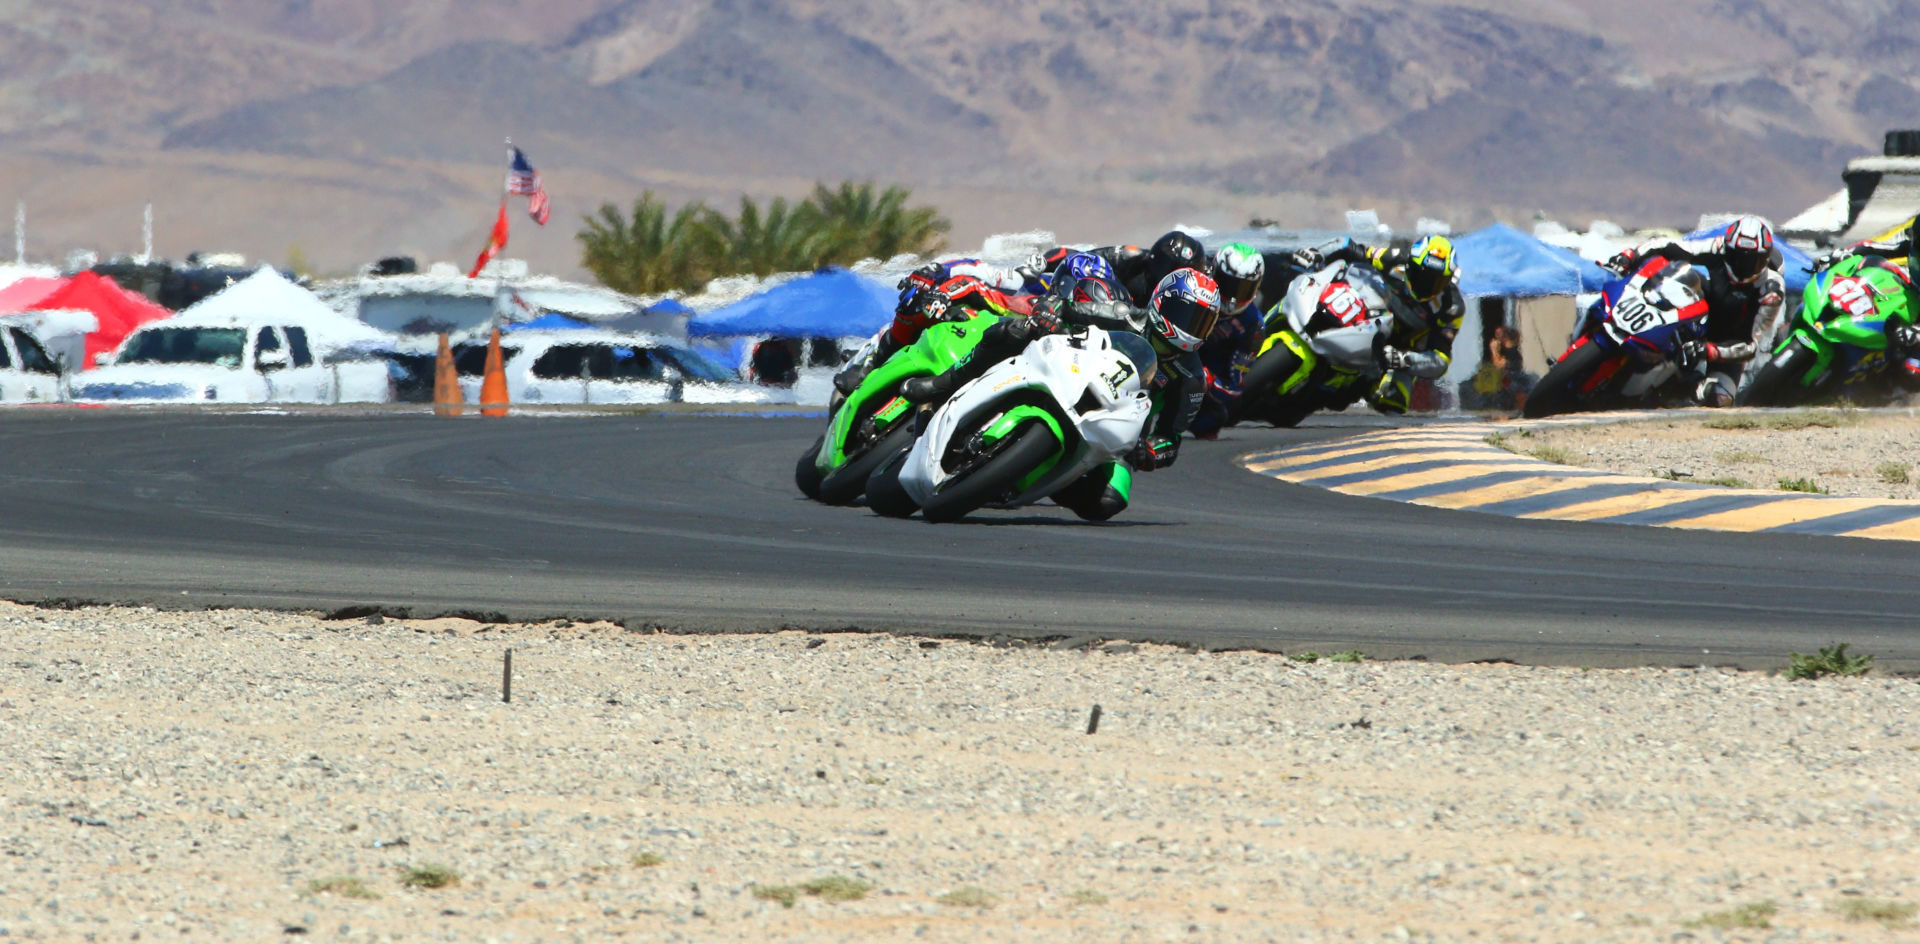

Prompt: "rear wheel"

[920,423,1060,524]
[1522,342,1612,418]
[864,448,920,519]
[1735,340,1818,407]
[818,422,917,506]
[794,435,826,500]
[1233,345,1310,427]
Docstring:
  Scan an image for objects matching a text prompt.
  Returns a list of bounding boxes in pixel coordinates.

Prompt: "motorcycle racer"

[832,260,1034,395]
[1191,243,1268,438]
[1602,215,1786,406]
[1034,230,1208,307]
[1812,217,1920,377]
[1292,234,1463,413]
[898,269,1220,517]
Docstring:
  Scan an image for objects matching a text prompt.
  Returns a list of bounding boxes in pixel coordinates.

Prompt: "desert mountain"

[2,0,1914,275]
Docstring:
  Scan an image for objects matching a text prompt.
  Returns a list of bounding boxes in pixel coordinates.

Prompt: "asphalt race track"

[2,409,1916,670]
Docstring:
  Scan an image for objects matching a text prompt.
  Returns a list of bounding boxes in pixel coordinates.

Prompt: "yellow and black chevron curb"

[1242,422,1920,542]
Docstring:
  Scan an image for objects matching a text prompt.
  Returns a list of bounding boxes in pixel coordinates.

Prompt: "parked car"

[449,330,767,405]
[73,323,392,404]
[0,324,66,403]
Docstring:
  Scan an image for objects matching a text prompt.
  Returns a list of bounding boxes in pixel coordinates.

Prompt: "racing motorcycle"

[863,327,1156,523]
[1231,260,1398,427]
[1737,253,1919,407]
[795,306,1005,505]
[1522,259,1712,418]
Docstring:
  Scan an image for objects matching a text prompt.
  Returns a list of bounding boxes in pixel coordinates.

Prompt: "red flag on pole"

[468,199,510,278]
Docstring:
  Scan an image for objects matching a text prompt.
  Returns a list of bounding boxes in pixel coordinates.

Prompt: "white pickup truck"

[73,323,392,404]
[0,324,65,403]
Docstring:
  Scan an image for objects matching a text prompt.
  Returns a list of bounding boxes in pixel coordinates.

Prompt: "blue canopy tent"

[688,268,895,338]
[1683,225,1815,293]
[503,312,591,332]
[1452,223,1613,297]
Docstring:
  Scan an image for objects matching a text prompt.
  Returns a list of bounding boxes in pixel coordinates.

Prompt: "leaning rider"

[899,269,1224,518]
[832,259,1033,395]
[1032,230,1209,307]
[1190,242,1268,438]
[1814,216,1920,376]
[1292,234,1463,414]
[1603,215,1786,407]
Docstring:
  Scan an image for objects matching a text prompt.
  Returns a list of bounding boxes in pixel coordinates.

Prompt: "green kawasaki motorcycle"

[1738,253,1919,407]
[795,309,1005,504]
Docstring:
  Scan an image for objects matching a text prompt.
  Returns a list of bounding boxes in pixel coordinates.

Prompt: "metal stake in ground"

[1086,704,1102,735]
[503,648,513,703]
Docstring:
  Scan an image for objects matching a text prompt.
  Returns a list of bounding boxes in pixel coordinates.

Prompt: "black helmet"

[1145,231,1206,291]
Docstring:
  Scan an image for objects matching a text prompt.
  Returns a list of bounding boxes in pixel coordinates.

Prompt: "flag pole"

[495,137,513,327]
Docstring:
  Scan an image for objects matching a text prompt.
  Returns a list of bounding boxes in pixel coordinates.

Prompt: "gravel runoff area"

[4,602,1918,942]
[1502,409,1920,499]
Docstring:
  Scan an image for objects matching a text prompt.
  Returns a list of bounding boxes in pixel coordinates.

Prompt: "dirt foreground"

[1504,409,1920,499]
[3,601,1917,942]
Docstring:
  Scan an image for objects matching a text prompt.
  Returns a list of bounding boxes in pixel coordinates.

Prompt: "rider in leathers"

[832,259,1033,395]
[1293,235,1463,413]
[1601,216,1787,406]
[1034,230,1208,308]
[899,267,1216,520]
[1814,217,1920,383]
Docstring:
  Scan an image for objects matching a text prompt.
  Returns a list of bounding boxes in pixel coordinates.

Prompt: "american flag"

[506,146,551,226]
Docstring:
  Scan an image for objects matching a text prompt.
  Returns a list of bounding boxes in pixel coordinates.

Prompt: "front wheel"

[795,435,826,500]
[1522,342,1614,418]
[1735,340,1818,407]
[919,423,1060,524]
[1233,344,1312,427]
[818,422,917,506]
[864,448,920,518]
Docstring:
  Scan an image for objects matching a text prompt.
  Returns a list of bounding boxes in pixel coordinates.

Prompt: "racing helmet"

[1210,242,1266,316]
[1404,235,1458,302]
[1146,268,1223,353]
[1720,215,1775,285]
[1145,231,1207,291]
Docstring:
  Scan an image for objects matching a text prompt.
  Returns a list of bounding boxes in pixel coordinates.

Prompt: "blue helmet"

[1041,251,1118,295]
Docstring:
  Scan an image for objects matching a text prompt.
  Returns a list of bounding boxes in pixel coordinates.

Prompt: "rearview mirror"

[93,351,112,368]
[257,348,289,372]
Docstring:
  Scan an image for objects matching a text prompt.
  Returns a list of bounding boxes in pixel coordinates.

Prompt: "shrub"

[1777,477,1827,494]
[400,864,459,889]
[937,886,997,907]
[1787,643,1874,679]
[1877,461,1911,485]
[1685,900,1777,930]
[307,876,379,899]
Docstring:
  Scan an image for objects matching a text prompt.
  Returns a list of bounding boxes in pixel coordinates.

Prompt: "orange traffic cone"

[432,332,463,417]
[480,326,510,417]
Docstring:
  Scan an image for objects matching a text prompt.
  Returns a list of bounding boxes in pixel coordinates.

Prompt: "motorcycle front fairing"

[1282,263,1395,374]
[897,330,1151,508]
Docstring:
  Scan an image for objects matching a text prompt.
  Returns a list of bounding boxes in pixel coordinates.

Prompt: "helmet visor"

[1406,261,1446,300]
[1726,247,1766,284]
[1214,271,1260,314]
[1153,294,1220,351]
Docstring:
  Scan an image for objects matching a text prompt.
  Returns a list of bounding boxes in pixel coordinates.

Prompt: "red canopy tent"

[0,276,64,312]
[17,273,173,369]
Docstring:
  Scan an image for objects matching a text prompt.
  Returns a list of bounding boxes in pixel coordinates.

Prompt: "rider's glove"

[1378,346,1412,371]
[1291,247,1324,271]
[832,361,871,395]
[1129,436,1180,471]
[1602,250,1637,275]
[1011,306,1066,341]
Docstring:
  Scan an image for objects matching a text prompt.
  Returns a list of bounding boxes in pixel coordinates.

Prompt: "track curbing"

[1241,419,1920,542]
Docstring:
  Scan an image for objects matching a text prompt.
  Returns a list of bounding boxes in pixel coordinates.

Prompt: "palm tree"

[577,192,716,294]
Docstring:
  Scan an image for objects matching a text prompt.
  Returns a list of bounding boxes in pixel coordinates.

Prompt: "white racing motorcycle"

[864,327,1157,523]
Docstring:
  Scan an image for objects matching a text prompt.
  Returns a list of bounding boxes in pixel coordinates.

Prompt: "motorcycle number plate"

[1319,282,1369,326]
[1829,277,1878,317]
[1612,295,1674,335]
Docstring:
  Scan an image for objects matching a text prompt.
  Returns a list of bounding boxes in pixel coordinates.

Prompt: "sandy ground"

[1501,409,1920,499]
[3,602,1917,943]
